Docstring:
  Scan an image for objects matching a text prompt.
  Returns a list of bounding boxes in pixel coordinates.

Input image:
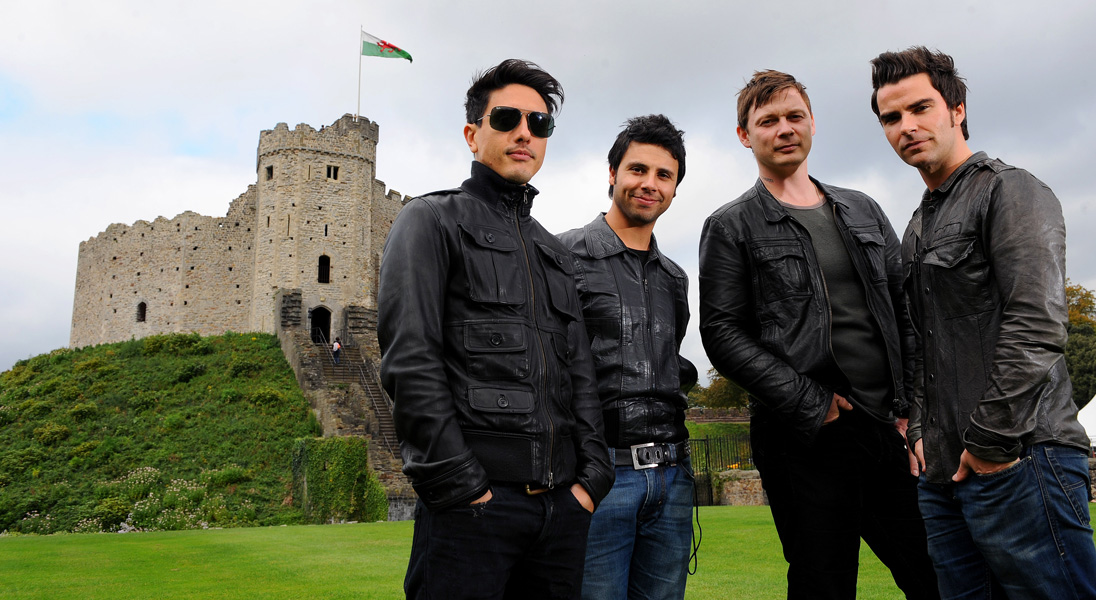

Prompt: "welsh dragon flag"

[361,30,412,63]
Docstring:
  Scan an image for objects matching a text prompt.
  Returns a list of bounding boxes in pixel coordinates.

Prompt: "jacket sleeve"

[378,199,489,510]
[567,312,615,507]
[881,210,916,420]
[676,275,698,393]
[901,218,926,449]
[698,216,831,444]
[962,172,1070,462]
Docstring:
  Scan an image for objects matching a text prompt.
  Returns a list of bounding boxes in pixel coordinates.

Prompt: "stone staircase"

[318,344,399,457]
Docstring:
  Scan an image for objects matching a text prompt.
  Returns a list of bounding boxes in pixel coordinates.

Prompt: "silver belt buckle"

[630,442,660,470]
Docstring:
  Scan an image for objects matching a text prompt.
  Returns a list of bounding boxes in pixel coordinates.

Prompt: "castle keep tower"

[70,115,406,351]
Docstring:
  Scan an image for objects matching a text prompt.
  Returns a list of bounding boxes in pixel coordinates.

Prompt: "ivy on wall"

[292,437,387,523]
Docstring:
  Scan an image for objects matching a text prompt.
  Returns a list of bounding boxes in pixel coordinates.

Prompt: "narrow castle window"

[327,165,339,180]
[324,224,328,237]
[136,302,147,322]
[265,165,274,180]
[318,255,331,284]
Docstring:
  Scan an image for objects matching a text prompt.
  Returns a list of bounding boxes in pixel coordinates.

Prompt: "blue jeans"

[917,443,1096,600]
[405,484,593,599]
[581,452,693,600]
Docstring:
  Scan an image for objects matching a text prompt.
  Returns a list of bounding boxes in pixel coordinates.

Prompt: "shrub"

[174,363,206,384]
[204,465,251,488]
[229,358,263,378]
[33,422,71,446]
[94,497,131,531]
[19,398,54,418]
[249,388,285,406]
[128,392,158,411]
[220,388,242,403]
[68,402,98,421]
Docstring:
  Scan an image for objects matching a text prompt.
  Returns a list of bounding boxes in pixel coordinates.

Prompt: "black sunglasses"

[476,106,555,138]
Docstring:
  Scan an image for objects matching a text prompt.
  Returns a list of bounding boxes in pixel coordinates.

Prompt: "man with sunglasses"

[558,114,696,600]
[378,58,613,599]
[698,70,937,599]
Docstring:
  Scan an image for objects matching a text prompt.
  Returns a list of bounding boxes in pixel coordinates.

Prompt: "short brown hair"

[870,46,969,140]
[737,70,811,130]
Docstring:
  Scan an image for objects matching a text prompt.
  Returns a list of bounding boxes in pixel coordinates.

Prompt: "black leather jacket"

[699,179,913,445]
[902,152,1089,484]
[558,214,697,448]
[377,162,613,511]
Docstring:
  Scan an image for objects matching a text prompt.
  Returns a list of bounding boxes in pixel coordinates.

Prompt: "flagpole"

[356,26,362,122]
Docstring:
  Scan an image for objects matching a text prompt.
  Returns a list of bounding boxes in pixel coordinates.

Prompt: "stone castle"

[70,114,406,353]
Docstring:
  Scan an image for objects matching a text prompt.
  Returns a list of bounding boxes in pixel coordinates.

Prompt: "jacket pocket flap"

[535,242,575,275]
[852,230,885,246]
[464,322,526,352]
[924,238,975,268]
[458,223,518,252]
[469,387,535,413]
[753,244,805,262]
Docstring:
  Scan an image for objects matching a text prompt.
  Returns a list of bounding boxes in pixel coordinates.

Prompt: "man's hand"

[571,483,594,513]
[824,393,854,424]
[470,489,493,505]
[951,449,1019,482]
[909,438,925,477]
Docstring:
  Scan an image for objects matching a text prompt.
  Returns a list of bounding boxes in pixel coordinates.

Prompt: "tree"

[690,368,749,409]
[1065,279,1096,409]
[1066,279,1096,328]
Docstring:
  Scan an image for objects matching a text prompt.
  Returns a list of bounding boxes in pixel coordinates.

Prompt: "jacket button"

[928,373,935,382]
[486,233,495,243]
[497,395,509,408]
[489,333,502,346]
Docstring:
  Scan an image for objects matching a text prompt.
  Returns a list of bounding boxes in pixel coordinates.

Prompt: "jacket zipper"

[514,189,554,488]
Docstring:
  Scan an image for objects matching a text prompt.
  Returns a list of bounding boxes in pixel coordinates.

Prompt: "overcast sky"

[3,0,1095,381]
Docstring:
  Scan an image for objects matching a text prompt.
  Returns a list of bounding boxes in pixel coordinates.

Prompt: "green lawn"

[2,505,1095,599]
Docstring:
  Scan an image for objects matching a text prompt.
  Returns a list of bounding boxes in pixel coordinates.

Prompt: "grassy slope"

[5,505,1093,599]
[0,333,322,534]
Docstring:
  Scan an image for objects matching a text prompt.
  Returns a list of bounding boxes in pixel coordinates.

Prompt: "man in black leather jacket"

[378,59,613,600]
[699,70,937,600]
[558,114,697,600]
[872,46,1096,599]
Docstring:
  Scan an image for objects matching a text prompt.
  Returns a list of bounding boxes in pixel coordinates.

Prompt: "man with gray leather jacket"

[699,70,937,599]
[559,114,697,599]
[871,46,1096,599]
[378,59,613,600]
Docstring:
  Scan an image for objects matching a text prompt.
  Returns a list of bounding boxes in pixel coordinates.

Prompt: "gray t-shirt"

[784,199,893,421]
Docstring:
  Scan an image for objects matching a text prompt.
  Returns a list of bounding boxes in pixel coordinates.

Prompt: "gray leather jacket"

[378,162,614,510]
[901,152,1089,483]
[699,179,913,445]
[558,214,697,448]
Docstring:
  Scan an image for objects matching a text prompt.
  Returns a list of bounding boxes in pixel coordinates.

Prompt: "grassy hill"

[0,332,326,534]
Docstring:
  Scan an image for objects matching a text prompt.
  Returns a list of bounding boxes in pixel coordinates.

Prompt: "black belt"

[614,440,689,469]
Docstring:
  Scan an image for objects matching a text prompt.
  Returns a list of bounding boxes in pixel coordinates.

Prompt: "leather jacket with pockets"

[699,179,913,445]
[558,214,697,448]
[901,152,1089,483]
[378,162,614,510]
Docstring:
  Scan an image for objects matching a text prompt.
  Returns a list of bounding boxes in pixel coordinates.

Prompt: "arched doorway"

[310,306,331,344]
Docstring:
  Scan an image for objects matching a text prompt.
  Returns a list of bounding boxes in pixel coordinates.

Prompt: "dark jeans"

[405,483,593,599]
[918,443,1096,600]
[752,408,939,600]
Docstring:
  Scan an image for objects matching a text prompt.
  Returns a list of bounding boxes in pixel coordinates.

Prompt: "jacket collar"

[582,213,684,277]
[461,161,539,216]
[754,176,837,223]
[925,151,988,202]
